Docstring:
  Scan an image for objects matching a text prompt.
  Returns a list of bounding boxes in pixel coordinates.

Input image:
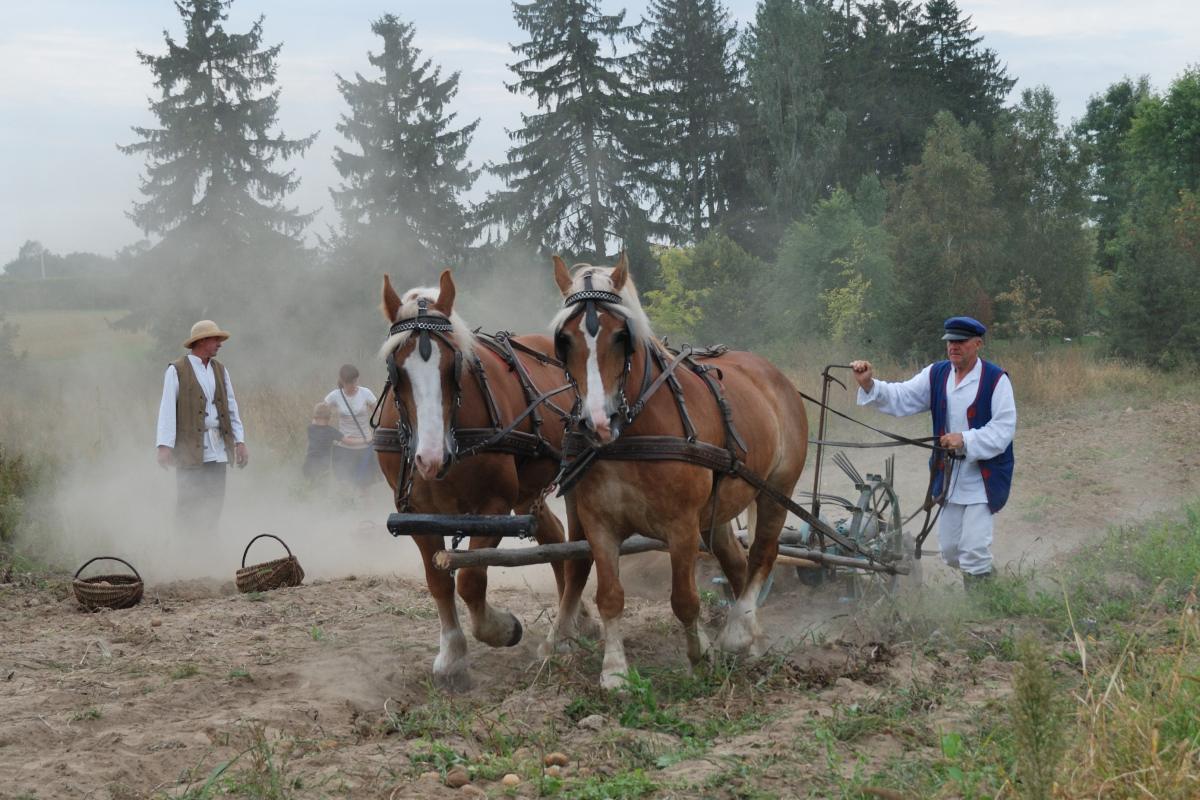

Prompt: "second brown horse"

[545,255,809,688]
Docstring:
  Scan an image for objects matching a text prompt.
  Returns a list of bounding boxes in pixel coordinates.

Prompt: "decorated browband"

[388,297,454,361]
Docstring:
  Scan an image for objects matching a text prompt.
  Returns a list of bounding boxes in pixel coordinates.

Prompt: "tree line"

[7,0,1198,367]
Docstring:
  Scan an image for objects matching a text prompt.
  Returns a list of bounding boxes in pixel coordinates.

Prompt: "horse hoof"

[434,668,473,694]
[600,672,631,692]
[506,615,523,647]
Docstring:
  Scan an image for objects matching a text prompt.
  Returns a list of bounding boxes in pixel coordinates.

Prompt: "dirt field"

[3,391,1199,799]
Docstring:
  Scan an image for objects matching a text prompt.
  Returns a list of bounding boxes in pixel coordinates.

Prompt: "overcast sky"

[1,0,1198,264]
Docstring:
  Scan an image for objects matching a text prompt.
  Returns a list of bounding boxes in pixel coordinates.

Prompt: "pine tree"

[120,0,315,239]
[117,0,315,356]
[486,0,642,260]
[331,14,480,267]
[635,0,741,242]
[742,0,844,243]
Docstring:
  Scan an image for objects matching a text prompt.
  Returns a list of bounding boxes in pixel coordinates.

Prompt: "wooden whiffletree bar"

[431,534,908,576]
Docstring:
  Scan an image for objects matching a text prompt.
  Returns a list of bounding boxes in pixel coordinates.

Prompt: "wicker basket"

[236,534,305,593]
[73,556,144,611]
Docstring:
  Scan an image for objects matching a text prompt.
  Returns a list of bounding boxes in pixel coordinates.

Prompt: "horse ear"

[382,274,401,322]
[432,269,456,316]
[553,255,573,296]
[610,250,629,291]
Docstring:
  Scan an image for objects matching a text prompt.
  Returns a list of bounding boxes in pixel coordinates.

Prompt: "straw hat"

[184,320,231,349]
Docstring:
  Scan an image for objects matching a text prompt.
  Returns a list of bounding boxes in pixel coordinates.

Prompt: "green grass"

[170,665,200,680]
[69,707,103,723]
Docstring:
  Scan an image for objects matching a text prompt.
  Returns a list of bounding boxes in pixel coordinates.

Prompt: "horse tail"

[745,502,758,547]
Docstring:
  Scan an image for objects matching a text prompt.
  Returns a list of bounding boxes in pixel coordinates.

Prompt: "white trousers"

[936,502,994,576]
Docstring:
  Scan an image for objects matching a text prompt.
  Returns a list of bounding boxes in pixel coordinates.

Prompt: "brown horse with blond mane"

[377,270,594,691]
[544,255,809,688]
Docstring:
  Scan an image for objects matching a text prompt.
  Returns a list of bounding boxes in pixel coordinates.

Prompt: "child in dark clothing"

[303,402,366,484]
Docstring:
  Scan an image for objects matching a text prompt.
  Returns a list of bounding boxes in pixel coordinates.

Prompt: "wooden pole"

[434,535,831,572]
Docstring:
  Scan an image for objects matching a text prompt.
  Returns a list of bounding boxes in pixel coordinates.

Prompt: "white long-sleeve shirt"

[156,355,246,463]
[857,358,1016,505]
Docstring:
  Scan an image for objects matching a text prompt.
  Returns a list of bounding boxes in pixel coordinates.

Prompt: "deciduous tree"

[884,111,1002,358]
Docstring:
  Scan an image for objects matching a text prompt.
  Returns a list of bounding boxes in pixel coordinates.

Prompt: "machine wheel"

[849,479,905,608]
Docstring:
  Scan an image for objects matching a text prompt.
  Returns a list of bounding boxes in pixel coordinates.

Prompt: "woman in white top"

[324,364,380,489]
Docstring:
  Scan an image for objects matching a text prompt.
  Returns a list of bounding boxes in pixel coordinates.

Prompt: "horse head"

[550,252,654,443]
[380,269,476,481]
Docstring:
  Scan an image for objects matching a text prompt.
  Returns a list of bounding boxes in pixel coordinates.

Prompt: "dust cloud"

[6,258,576,599]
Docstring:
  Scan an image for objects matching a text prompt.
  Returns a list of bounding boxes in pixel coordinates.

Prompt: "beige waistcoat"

[171,356,236,468]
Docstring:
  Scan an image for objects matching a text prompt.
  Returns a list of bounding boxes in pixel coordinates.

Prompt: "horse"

[377,269,594,691]
[544,254,809,688]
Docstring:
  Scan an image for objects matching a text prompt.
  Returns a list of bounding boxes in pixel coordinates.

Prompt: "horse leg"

[669,525,710,677]
[521,499,566,597]
[457,500,523,648]
[709,520,748,598]
[591,527,631,690]
[541,494,599,656]
[414,535,472,692]
[715,495,785,657]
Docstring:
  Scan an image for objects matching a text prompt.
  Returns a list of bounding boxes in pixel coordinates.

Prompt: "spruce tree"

[635,0,741,242]
[331,14,480,267]
[120,0,315,238]
[486,0,642,260]
[117,0,315,357]
[742,0,844,245]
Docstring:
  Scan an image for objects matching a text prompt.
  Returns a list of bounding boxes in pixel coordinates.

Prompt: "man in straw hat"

[849,316,1016,593]
[156,320,249,534]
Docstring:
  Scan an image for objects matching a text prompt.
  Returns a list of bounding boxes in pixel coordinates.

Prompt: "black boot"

[963,569,994,593]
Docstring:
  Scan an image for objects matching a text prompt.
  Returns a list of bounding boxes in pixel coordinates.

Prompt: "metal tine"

[833,451,864,485]
[886,454,894,485]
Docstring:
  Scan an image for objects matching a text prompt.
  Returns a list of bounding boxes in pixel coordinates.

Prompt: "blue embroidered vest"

[929,359,1014,513]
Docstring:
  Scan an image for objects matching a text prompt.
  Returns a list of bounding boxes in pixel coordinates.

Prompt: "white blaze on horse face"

[405,339,447,480]
[582,328,613,441]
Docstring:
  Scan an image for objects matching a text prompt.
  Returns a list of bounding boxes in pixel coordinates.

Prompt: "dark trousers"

[176,462,227,534]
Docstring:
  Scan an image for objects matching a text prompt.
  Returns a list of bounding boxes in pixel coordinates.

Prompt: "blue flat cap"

[942,316,986,340]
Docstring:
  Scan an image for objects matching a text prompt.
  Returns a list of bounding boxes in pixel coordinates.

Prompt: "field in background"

[6,309,151,365]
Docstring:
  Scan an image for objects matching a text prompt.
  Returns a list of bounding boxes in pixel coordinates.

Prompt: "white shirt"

[156,354,246,462]
[324,387,377,450]
[857,358,1016,505]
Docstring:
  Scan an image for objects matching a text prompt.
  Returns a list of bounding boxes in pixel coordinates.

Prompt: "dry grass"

[778,337,1194,411]
[1061,586,1200,799]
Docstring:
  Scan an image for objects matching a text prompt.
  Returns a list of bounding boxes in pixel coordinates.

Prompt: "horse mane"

[379,285,478,369]
[549,264,656,346]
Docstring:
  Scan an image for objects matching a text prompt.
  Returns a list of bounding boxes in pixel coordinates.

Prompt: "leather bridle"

[555,275,656,440]
[377,298,572,511]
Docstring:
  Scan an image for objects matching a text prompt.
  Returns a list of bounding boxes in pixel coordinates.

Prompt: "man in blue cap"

[849,317,1015,590]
